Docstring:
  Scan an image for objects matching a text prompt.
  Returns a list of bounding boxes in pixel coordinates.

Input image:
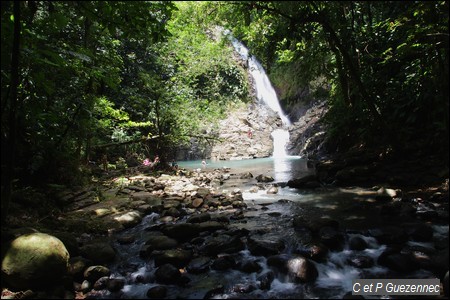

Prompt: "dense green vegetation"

[1,1,448,223]
[210,1,448,153]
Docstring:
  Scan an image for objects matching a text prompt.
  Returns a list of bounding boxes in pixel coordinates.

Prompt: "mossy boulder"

[1,232,70,289]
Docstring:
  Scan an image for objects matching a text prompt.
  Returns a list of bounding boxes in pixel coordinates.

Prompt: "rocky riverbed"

[1,163,448,299]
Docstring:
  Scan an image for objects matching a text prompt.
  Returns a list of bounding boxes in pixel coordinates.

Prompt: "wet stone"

[347,255,374,268]
[186,256,212,274]
[154,264,181,284]
[348,235,368,251]
[257,270,275,290]
[147,286,167,299]
[211,255,237,270]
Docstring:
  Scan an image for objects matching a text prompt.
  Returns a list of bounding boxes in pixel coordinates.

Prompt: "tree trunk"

[318,16,382,122]
[2,1,21,224]
[332,46,351,106]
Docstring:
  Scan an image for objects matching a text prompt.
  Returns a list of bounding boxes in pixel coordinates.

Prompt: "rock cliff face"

[286,100,329,159]
[175,99,329,162]
[209,101,282,160]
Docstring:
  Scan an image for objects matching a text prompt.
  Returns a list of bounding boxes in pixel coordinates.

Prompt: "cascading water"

[229,35,291,159]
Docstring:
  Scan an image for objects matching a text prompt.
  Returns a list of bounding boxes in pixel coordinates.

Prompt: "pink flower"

[143,158,151,166]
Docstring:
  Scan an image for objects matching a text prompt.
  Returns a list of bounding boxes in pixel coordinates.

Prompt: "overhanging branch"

[92,133,223,149]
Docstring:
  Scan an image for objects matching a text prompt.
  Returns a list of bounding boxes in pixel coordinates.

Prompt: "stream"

[104,157,448,299]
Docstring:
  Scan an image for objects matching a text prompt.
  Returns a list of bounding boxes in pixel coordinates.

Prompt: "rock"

[113,211,143,228]
[232,283,257,293]
[296,243,328,262]
[211,255,236,270]
[238,259,262,273]
[117,234,136,245]
[347,255,374,268]
[287,256,319,283]
[318,226,345,251]
[147,286,167,299]
[248,186,259,193]
[187,212,211,223]
[368,226,407,245]
[80,242,116,264]
[415,202,439,220]
[81,280,91,293]
[287,175,320,189]
[257,270,275,290]
[293,217,339,234]
[84,265,111,283]
[93,276,109,290]
[247,235,285,256]
[405,223,434,242]
[348,235,368,251]
[145,235,178,250]
[201,234,245,256]
[375,187,395,201]
[191,198,204,208]
[162,207,181,218]
[155,263,181,284]
[107,278,125,292]
[240,172,253,179]
[153,249,193,268]
[255,174,274,182]
[139,245,152,259]
[377,187,398,197]
[267,186,279,194]
[186,256,211,274]
[203,284,225,299]
[197,187,211,198]
[377,249,419,272]
[52,231,80,257]
[68,256,92,282]
[198,221,225,233]
[161,223,201,242]
[1,233,70,289]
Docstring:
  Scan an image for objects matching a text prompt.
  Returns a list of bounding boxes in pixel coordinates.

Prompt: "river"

[105,156,448,299]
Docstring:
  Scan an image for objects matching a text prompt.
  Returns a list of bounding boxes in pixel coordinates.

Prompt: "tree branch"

[92,135,161,149]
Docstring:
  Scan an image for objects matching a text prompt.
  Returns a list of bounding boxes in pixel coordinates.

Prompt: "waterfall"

[229,34,291,158]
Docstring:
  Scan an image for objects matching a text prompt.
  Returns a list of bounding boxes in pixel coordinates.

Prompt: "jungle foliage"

[1,1,448,222]
[0,1,249,221]
[209,1,449,154]
[1,1,248,182]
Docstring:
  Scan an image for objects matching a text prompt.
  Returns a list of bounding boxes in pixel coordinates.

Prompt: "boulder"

[113,211,143,228]
[255,174,274,183]
[287,256,319,283]
[1,233,70,289]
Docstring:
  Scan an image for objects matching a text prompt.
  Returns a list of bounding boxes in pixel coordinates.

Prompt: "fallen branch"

[182,133,223,142]
[92,135,161,149]
[92,133,224,149]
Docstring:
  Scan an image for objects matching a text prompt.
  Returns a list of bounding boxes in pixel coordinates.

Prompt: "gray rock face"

[287,100,328,158]
[1,233,70,289]
[210,102,281,160]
